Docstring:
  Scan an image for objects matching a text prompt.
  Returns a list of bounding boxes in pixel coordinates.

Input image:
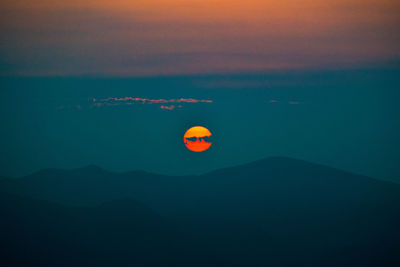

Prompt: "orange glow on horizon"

[184,126,212,152]
[1,0,399,76]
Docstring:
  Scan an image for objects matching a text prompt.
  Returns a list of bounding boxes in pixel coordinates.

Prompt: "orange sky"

[1,0,399,75]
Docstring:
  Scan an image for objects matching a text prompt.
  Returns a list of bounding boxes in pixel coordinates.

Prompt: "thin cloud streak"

[90,97,212,110]
[58,97,305,111]
[160,105,177,110]
[94,97,212,104]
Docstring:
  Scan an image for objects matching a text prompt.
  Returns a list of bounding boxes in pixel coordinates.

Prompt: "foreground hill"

[0,193,225,266]
[1,157,399,266]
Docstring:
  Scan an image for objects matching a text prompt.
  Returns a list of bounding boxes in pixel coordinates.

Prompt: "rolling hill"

[1,157,399,266]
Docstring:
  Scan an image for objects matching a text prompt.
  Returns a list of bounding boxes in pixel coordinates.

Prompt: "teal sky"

[1,67,399,182]
[0,1,399,181]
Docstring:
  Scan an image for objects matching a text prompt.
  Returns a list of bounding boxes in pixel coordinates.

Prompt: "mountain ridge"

[9,156,397,186]
[1,157,399,210]
[1,157,400,266]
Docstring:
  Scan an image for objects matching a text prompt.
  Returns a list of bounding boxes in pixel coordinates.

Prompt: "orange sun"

[184,126,212,152]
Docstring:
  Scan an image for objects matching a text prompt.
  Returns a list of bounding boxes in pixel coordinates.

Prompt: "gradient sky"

[1,0,399,75]
[0,1,399,182]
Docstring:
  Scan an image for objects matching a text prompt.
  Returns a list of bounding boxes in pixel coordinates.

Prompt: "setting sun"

[184,126,212,152]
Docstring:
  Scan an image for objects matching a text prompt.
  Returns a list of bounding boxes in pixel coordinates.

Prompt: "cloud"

[94,97,212,104]
[57,96,306,112]
[160,105,176,110]
[89,97,212,110]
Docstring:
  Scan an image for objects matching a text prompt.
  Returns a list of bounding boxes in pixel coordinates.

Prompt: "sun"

[184,126,212,152]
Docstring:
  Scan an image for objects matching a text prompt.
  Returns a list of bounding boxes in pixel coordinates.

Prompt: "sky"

[1,0,399,75]
[0,1,399,181]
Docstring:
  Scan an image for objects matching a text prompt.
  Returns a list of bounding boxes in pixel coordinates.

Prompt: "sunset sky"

[1,0,399,75]
[0,1,399,182]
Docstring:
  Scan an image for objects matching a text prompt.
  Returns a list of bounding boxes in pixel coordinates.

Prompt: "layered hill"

[1,157,399,266]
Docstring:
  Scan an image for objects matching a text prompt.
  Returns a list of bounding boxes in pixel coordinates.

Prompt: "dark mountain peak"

[27,167,67,178]
[121,169,173,180]
[242,156,325,168]
[75,164,109,174]
[80,164,102,170]
[207,156,341,175]
[203,156,390,186]
[122,169,153,176]
[259,156,297,161]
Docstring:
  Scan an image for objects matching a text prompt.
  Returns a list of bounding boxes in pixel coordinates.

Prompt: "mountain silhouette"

[0,193,226,266]
[1,157,399,266]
